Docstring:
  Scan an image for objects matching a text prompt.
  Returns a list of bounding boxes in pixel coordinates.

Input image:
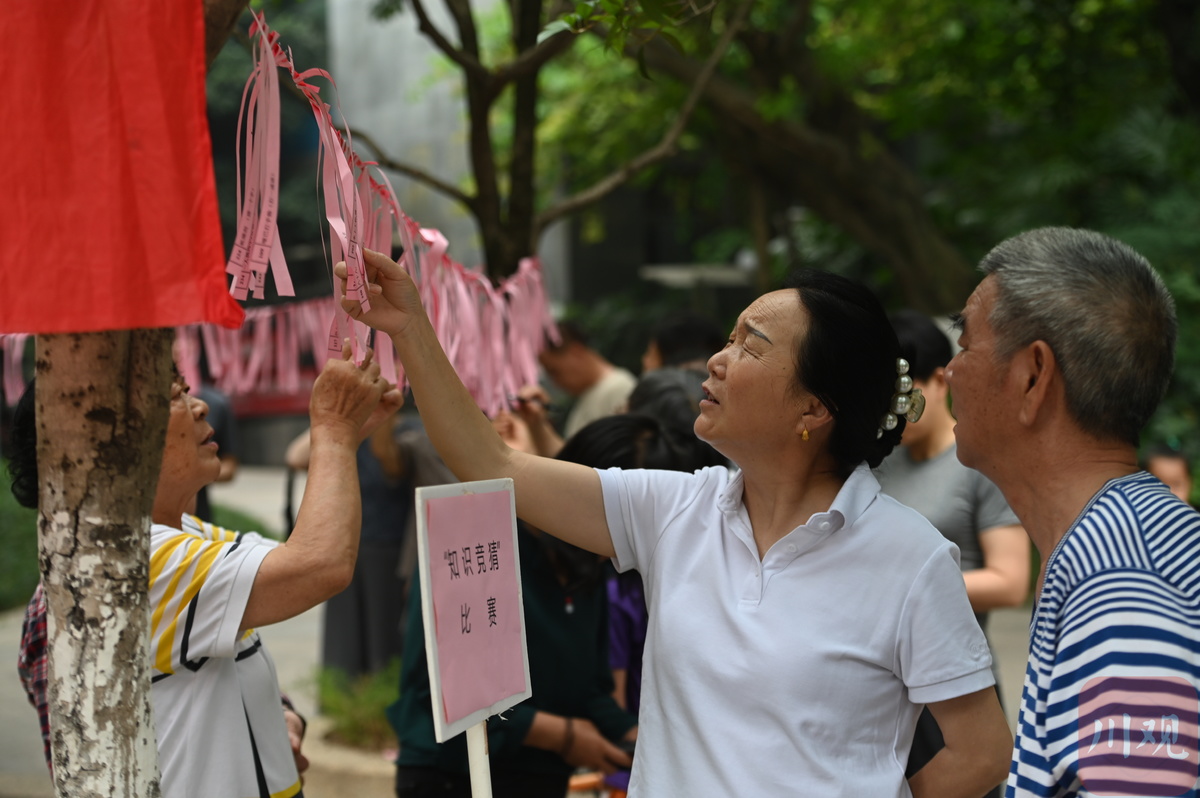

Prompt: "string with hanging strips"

[219,11,557,416]
[1,12,558,417]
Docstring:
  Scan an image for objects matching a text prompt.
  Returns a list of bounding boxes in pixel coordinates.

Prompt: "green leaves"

[538,18,574,43]
[539,0,709,55]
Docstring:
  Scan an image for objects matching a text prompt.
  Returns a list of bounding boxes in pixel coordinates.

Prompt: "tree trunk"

[37,331,175,797]
[501,0,543,279]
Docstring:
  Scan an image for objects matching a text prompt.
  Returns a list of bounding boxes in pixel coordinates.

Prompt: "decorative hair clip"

[877,358,926,438]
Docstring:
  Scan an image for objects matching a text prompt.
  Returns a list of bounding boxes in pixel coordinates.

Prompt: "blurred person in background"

[1141,443,1193,505]
[874,309,1029,798]
[286,404,455,681]
[624,367,727,470]
[388,413,643,798]
[640,311,726,374]
[515,320,637,457]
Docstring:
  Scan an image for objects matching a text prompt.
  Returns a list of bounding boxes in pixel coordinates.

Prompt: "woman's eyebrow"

[745,322,771,343]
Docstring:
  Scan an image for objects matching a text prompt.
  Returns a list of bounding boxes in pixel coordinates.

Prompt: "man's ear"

[921,368,950,405]
[1013,341,1057,427]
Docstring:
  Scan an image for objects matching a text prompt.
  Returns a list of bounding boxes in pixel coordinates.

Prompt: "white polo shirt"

[600,464,994,798]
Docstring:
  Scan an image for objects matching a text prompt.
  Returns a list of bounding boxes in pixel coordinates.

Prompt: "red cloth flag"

[0,1,244,333]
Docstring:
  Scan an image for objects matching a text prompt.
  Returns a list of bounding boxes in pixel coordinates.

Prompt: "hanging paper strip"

[1,334,32,405]
[0,245,559,416]
[231,12,373,365]
[227,19,293,302]
[225,13,560,416]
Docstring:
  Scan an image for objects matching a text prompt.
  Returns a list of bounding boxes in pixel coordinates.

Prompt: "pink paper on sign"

[425,491,527,726]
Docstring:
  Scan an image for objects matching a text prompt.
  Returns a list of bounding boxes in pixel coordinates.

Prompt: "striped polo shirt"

[1009,472,1200,797]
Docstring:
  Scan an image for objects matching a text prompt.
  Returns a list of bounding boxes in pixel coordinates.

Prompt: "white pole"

[466,721,493,798]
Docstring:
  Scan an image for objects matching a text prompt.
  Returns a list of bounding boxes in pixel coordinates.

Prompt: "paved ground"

[0,466,1033,797]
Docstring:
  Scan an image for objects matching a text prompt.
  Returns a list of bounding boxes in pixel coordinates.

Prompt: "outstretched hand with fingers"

[359,379,405,442]
[335,249,425,338]
[309,342,395,444]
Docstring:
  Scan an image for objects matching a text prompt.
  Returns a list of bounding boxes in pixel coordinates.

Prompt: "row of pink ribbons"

[2,13,558,417]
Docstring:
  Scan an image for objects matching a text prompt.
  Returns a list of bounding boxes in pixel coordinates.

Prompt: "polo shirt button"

[785,543,797,553]
[817,521,830,531]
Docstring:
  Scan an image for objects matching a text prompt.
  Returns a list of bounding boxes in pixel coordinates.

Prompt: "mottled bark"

[37,331,174,797]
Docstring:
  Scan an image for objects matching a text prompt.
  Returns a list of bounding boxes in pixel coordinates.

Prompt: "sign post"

[415,478,532,797]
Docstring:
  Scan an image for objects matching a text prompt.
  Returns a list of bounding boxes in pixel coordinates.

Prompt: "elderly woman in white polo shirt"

[339,251,1013,798]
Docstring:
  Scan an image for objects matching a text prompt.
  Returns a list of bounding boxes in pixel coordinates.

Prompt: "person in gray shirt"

[875,309,1029,798]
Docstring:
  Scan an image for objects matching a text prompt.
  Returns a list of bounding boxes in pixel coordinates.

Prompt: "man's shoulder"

[595,367,637,396]
[1047,475,1200,608]
[1074,474,1200,563]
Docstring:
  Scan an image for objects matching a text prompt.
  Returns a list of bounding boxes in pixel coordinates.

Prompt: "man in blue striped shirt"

[944,227,1199,798]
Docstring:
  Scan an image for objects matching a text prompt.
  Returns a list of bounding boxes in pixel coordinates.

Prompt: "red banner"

[0,1,243,333]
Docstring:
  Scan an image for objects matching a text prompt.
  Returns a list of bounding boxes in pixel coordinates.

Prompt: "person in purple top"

[608,367,724,716]
[607,571,647,715]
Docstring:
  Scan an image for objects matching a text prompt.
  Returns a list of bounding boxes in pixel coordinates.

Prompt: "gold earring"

[802,428,809,442]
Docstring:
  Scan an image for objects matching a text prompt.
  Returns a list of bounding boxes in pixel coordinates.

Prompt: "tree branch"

[493,30,576,86]
[236,29,478,213]
[442,0,484,60]
[533,0,755,239]
[348,127,477,210]
[408,0,490,79]
[500,0,544,275]
[578,6,970,309]
[440,0,505,272]
[204,0,252,70]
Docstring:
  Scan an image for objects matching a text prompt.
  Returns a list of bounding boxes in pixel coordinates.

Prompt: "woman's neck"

[739,455,845,559]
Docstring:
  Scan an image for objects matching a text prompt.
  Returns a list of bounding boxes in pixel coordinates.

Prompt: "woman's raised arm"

[336,250,615,558]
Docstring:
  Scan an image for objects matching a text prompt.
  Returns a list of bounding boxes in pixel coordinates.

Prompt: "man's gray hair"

[980,227,1176,446]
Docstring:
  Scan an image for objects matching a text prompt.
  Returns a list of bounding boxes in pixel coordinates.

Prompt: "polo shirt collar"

[825,463,880,532]
[718,462,881,537]
[717,467,746,513]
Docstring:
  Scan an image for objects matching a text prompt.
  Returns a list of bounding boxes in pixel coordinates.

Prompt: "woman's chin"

[693,423,727,455]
